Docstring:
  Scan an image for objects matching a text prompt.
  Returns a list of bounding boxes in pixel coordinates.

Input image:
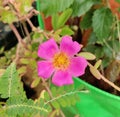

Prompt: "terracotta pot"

[109,0,120,19]
[44,16,52,31]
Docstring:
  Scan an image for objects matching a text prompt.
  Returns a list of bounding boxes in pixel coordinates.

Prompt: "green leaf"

[16,0,33,15]
[52,11,73,31]
[111,39,120,53]
[31,78,41,88]
[44,92,50,101]
[115,0,120,3]
[84,44,96,54]
[0,69,5,77]
[24,50,31,57]
[64,84,74,92]
[78,52,96,60]
[70,95,77,105]
[0,47,4,54]
[56,8,73,29]
[0,10,17,24]
[94,60,102,69]
[20,58,29,64]
[51,87,57,97]
[58,98,67,107]
[52,14,59,30]
[51,101,60,109]
[89,65,101,79]
[95,47,104,59]
[39,0,74,16]
[32,32,41,40]
[60,26,74,36]
[32,52,38,58]
[80,9,94,29]
[102,57,111,68]
[86,32,98,45]
[92,7,113,39]
[1,97,48,116]
[63,96,71,106]
[0,63,25,98]
[17,66,26,74]
[71,0,100,17]
[44,85,83,109]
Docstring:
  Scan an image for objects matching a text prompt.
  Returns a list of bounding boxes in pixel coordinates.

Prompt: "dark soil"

[80,66,120,96]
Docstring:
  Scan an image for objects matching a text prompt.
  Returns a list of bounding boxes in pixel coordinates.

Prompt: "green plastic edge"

[74,78,120,101]
[70,78,120,117]
[36,0,44,29]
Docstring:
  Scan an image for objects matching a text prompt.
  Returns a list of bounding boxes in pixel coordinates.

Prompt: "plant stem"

[41,78,53,98]
[88,62,120,92]
[103,40,113,52]
[41,78,65,117]
[106,0,110,8]
[103,39,116,59]
[9,23,28,49]
[22,21,31,43]
[100,74,120,92]
[26,18,36,31]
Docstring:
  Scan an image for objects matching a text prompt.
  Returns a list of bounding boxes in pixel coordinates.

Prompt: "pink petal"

[60,36,81,56]
[68,57,87,77]
[37,61,54,79]
[38,39,59,59]
[52,70,73,86]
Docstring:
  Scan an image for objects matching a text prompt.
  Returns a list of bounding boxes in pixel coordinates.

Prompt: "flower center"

[53,52,70,70]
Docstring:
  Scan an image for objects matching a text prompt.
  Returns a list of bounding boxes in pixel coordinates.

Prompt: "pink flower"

[37,36,87,86]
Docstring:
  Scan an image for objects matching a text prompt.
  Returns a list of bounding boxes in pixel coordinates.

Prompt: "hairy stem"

[26,18,36,31]
[41,78,53,98]
[9,23,28,49]
[88,62,120,92]
[22,21,31,43]
[41,78,65,117]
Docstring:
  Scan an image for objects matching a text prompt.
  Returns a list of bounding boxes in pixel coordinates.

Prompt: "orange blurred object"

[81,29,92,46]
[109,0,120,19]
[44,16,53,31]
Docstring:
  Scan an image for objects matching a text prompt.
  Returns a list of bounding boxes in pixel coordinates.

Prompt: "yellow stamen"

[53,52,70,70]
